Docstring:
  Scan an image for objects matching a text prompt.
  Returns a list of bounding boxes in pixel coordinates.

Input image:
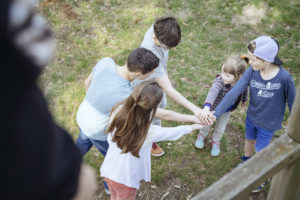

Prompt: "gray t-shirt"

[131,25,169,87]
[76,57,132,140]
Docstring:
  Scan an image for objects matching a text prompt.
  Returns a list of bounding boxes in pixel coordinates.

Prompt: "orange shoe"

[151,142,165,157]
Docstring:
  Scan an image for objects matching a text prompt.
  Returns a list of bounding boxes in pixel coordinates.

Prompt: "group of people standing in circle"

[3,0,296,198]
[75,17,296,199]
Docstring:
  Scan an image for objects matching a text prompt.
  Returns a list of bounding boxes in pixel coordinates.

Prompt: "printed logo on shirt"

[250,80,281,98]
[257,90,274,98]
[250,80,281,90]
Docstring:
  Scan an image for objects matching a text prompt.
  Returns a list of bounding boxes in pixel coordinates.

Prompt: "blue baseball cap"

[253,36,283,65]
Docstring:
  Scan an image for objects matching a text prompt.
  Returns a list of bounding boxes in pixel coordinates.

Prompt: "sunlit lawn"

[39,0,299,199]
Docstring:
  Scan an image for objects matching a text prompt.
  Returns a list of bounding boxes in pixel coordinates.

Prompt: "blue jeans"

[76,129,109,157]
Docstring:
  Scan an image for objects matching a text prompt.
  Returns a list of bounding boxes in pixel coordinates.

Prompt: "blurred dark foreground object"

[0,0,96,199]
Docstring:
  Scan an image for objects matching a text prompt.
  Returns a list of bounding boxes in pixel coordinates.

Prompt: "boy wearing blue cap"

[214,36,296,192]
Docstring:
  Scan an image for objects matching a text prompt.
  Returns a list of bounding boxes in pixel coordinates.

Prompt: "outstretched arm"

[151,124,205,143]
[156,75,215,124]
[156,75,201,114]
[214,67,252,118]
[155,108,204,124]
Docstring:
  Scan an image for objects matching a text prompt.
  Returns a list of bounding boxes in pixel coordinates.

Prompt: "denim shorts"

[245,117,274,152]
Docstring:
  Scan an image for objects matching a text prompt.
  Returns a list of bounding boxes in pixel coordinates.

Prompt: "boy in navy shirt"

[214,36,296,192]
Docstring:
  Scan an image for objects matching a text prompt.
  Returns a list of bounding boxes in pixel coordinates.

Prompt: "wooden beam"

[266,83,300,200]
[267,158,300,200]
[192,133,300,200]
[287,83,300,142]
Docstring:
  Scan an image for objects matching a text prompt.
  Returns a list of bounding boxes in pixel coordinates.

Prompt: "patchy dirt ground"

[232,3,267,26]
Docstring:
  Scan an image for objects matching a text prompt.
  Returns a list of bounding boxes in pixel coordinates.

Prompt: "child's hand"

[194,108,208,125]
[200,106,210,118]
[195,107,215,125]
[199,106,211,124]
[206,111,216,124]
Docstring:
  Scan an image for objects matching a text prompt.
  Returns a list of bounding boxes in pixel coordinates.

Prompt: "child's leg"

[255,127,275,152]
[151,93,167,156]
[212,111,231,142]
[244,117,257,157]
[251,127,274,193]
[245,139,255,157]
[91,139,109,157]
[105,178,137,200]
[104,178,117,200]
[211,112,231,156]
[116,187,137,200]
[195,125,211,148]
[92,140,110,194]
[76,129,93,157]
[199,125,211,137]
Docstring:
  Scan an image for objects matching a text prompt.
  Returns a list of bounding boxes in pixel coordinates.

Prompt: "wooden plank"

[287,83,300,142]
[267,158,300,200]
[266,83,300,200]
[192,133,300,200]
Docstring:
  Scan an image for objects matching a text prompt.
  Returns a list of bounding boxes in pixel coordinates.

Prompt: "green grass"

[39,0,299,198]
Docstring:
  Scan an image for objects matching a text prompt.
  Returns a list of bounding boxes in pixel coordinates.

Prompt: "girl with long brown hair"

[100,80,204,200]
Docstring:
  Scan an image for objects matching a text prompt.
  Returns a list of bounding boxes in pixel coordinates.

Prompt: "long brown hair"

[106,80,163,158]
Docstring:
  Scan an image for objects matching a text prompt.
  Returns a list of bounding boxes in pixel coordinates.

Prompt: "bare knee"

[246,139,256,144]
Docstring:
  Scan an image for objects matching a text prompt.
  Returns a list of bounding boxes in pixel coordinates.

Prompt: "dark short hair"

[154,17,181,48]
[127,48,160,74]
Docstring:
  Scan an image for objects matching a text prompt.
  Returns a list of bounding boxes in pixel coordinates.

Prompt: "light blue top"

[76,57,132,140]
[215,66,296,131]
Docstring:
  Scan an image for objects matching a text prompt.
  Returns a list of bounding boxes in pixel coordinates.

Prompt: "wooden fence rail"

[192,83,300,200]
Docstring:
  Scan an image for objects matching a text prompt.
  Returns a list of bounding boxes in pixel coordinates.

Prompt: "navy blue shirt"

[215,66,296,131]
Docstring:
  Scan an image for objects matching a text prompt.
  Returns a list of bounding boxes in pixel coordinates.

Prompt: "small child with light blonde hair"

[195,55,248,156]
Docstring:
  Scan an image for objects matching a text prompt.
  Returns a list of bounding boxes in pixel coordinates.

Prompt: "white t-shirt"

[100,116,192,188]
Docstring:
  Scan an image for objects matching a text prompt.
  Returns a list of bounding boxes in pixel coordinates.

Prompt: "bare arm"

[156,76,215,124]
[85,73,93,91]
[72,164,97,200]
[156,76,201,115]
[155,108,203,124]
